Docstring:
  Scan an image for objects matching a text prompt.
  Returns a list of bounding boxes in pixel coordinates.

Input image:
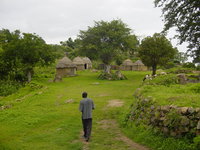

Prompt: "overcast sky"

[0,0,189,54]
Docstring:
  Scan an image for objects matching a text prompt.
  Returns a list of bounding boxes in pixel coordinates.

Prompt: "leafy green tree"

[154,0,200,63]
[0,29,55,82]
[60,38,81,59]
[78,19,138,74]
[139,33,176,75]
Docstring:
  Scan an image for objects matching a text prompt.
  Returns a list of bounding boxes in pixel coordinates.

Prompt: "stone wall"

[130,88,200,137]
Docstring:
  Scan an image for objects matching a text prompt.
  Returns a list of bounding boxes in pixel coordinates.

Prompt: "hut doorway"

[84,64,87,69]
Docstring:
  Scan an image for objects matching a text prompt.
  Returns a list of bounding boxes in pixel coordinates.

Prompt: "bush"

[145,74,178,86]
[0,80,22,96]
[166,67,193,74]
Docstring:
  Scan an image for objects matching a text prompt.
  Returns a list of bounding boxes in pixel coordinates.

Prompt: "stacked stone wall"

[130,88,200,137]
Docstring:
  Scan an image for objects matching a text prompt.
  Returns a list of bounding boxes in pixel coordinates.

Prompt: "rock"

[150,105,155,110]
[170,131,177,137]
[162,127,169,134]
[163,119,170,127]
[160,106,170,113]
[195,108,200,119]
[188,107,195,114]
[180,116,190,126]
[160,117,166,121]
[197,121,200,130]
[64,99,74,103]
[180,107,188,115]
[177,73,187,84]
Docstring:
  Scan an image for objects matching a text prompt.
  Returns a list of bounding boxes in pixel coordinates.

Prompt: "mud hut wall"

[76,64,85,70]
[56,68,67,77]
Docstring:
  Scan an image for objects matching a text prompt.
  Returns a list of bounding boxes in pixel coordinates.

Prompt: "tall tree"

[139,33,176,75]
[78,19,138,74]
[0,29,55,82]
[154,0,200,63]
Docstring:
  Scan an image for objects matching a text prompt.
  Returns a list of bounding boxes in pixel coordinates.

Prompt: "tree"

[139,33,176,75]
[0,29,55,82]
[154,0,200,63]
[78,19,138,74]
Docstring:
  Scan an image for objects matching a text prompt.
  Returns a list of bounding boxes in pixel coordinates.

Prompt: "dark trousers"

[82,118,92,140]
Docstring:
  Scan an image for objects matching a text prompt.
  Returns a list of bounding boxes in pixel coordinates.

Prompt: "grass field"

[140,83,200,107]
[0,70,199,150]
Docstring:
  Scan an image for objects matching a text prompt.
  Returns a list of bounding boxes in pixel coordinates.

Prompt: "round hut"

[73,57,85,70]
[82,57,92,69]
[55,56,77,78]
[132,60,148,71]
[121,59,134,71]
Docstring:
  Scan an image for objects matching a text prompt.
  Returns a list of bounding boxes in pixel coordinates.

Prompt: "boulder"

[197,121,200,130]
[188,107,195,114]
[177,73,187,84]
[180,107,188,115]
[180,116,190,126]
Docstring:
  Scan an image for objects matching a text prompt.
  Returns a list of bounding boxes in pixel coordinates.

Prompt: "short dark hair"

[82,92,87,98]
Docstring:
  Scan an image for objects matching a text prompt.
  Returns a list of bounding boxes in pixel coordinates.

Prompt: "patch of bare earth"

[98,119,150,150]
[107,100,124,107]
[79,131,89,150]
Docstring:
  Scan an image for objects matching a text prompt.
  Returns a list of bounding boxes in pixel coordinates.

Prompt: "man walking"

[79,92,95,142]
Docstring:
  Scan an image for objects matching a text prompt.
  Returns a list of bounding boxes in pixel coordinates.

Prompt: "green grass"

[0,70,147,150]
[0,69,198,150]
[140,83,200,107]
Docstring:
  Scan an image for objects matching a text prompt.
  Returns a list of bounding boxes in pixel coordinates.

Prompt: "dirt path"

[80,119,150,150]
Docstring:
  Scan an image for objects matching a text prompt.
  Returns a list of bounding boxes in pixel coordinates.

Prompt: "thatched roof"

[56,56,75,68]
[82,57,92,64]
[122,59,134,66]
[73,57,84,65]
[133,60,145,66]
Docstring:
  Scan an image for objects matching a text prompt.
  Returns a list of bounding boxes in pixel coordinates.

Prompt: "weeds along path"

[0,71,149,150]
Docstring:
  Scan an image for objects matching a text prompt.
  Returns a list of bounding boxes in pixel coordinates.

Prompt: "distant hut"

[73,57,85,70]
[132,60,148,71]
[82,57,92,69]
[121,59,134,71]
[55,56,77,78]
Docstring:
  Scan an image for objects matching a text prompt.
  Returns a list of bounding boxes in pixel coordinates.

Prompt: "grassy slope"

[141,83,200,107]
[0,70,147,150]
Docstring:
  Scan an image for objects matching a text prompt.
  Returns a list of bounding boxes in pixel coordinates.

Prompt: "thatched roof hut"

[82,57,92,69]
[121,59,134,70]
[55,56,77,78]
[132,60,148,71]
[73,57,85,70]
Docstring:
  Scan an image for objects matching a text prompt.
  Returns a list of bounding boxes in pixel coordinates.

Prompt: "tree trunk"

[27,71,32,82]
[152,64,157,76]
[104,64,111,74]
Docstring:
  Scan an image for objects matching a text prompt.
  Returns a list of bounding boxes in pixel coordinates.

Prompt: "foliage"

[166,67,193,74]
[98,71,127,80]
[144,74,179,86]
[182,62,196,69]
[139,33,176,75]
[174,52,188,64]
[0,80,22,96]
[0,29,55,82]
[78,19,139,74]
[154,0,200,63]
[60,37,81,59]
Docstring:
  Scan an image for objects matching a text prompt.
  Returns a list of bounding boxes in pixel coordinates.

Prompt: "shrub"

[0,80,22,96]
[145,74,178,86]
[166,67,193,74]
